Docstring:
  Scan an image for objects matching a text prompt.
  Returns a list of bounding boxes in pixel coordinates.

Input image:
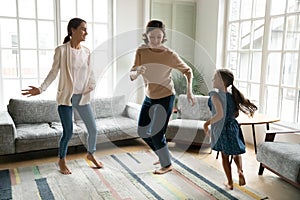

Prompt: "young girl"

[130,20,195,174]
[203,69,257,190]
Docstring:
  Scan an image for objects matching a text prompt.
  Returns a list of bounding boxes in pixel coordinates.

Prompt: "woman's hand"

[203,120,210,135]
[137,65,146,75]
[187,91,196,106]
[83,85,95,95]
[21,86,41,97]
[130,66,146,81]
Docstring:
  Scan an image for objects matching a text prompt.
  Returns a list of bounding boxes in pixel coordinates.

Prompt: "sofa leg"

[258,163,264,175]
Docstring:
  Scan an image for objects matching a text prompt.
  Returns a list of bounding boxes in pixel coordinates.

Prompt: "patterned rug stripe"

[85,158,123,200]
[35,178,55,200]
[176,152,268,200]
[111,154,163,200]
[151,173,188,199]
[145,151,226,199]
[135,151,214,199]
[232,183,263,200]
[10,168,20,185]
[172,169,217,200]
[32,166,41,179]
[0,151,267,200]
[126,152,141,164]
[132,151,221,199]
[104,154,161,199]
[0,169,12,200]
[174,159,239,200]
[85,156,150,200]
[121,152,188,199]
[144,150,236,200]
[145,151,220,199]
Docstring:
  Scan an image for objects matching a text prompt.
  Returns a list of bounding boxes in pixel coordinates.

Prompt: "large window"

[226,0,300,126]
[0,0,111,110]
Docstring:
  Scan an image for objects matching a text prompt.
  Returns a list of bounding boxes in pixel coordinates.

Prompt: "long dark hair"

[142,20,167,44]
[63,18,86,44]
[218,69,257,117]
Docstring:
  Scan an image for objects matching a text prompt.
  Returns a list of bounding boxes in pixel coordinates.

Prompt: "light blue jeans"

[57,94,97,159]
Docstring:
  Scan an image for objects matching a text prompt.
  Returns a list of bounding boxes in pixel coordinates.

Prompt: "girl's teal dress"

[208,91,246,155]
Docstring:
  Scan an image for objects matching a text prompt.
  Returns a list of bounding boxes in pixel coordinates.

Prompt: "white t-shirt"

[71,47,88,94]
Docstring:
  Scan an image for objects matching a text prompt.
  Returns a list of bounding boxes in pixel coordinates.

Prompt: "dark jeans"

[138,95,175,167]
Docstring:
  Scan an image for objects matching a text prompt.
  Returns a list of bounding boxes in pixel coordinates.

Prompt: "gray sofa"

[0,95,141,156]
[166,94,211,146]
[256,130,300,188]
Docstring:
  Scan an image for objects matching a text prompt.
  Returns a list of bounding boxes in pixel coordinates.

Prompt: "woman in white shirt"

[22,18,103,175]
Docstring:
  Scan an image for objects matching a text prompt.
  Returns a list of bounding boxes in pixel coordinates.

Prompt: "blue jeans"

[138,95,175,167]
[58,94,97,159]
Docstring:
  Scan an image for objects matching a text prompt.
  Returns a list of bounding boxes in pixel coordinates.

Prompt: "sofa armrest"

[0,111,16,155]
[264,129,300,142]
[124,102,141,121]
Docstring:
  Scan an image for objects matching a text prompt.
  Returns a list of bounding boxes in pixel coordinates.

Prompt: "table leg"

[252,123,270,154]
[266,123,270,130]
[252,124,257,154]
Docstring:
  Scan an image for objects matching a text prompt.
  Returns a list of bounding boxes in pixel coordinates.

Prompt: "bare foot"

[153,165,172,175]
[238,171,246,186]
[86,153,103,168]
[224,182,233,190]
[58,158,72,175]
[153,160,160,165]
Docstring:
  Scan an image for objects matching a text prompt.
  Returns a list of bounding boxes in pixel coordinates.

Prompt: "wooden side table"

[237,113,280,153]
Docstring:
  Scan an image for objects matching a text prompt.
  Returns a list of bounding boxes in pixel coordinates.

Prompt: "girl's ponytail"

[218,69,257,117]
[231,84,257,117]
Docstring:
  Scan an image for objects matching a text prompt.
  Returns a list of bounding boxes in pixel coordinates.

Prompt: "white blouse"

[71,47,89,94]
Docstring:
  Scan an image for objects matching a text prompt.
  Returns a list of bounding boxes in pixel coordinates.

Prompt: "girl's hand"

[21,86,41,97]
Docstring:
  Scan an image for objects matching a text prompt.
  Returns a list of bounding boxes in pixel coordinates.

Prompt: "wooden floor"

[0,138,299,200]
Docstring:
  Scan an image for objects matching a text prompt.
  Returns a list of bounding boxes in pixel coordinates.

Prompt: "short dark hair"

[142,20,167,44]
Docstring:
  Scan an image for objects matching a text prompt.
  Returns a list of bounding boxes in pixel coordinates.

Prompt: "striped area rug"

[0,150,267,200]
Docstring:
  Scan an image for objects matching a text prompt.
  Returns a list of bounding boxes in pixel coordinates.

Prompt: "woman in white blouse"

[22,18,103,174]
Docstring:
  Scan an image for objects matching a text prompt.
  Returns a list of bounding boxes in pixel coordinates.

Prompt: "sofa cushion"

[15,122,84,153]
[7,99,60,124]
[75,95,126,120]
[166,119,210,145]
[177,95,211,120]
[257,142,300,184]
[76,116,138,143]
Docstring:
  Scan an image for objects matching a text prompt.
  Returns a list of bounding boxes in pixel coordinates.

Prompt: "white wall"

[113,0,149,103]
[195,0,224,89]
[114,0,147,34]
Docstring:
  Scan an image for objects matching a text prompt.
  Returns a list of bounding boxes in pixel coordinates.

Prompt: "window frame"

[225,0,300,127]
[0,0,112,110]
